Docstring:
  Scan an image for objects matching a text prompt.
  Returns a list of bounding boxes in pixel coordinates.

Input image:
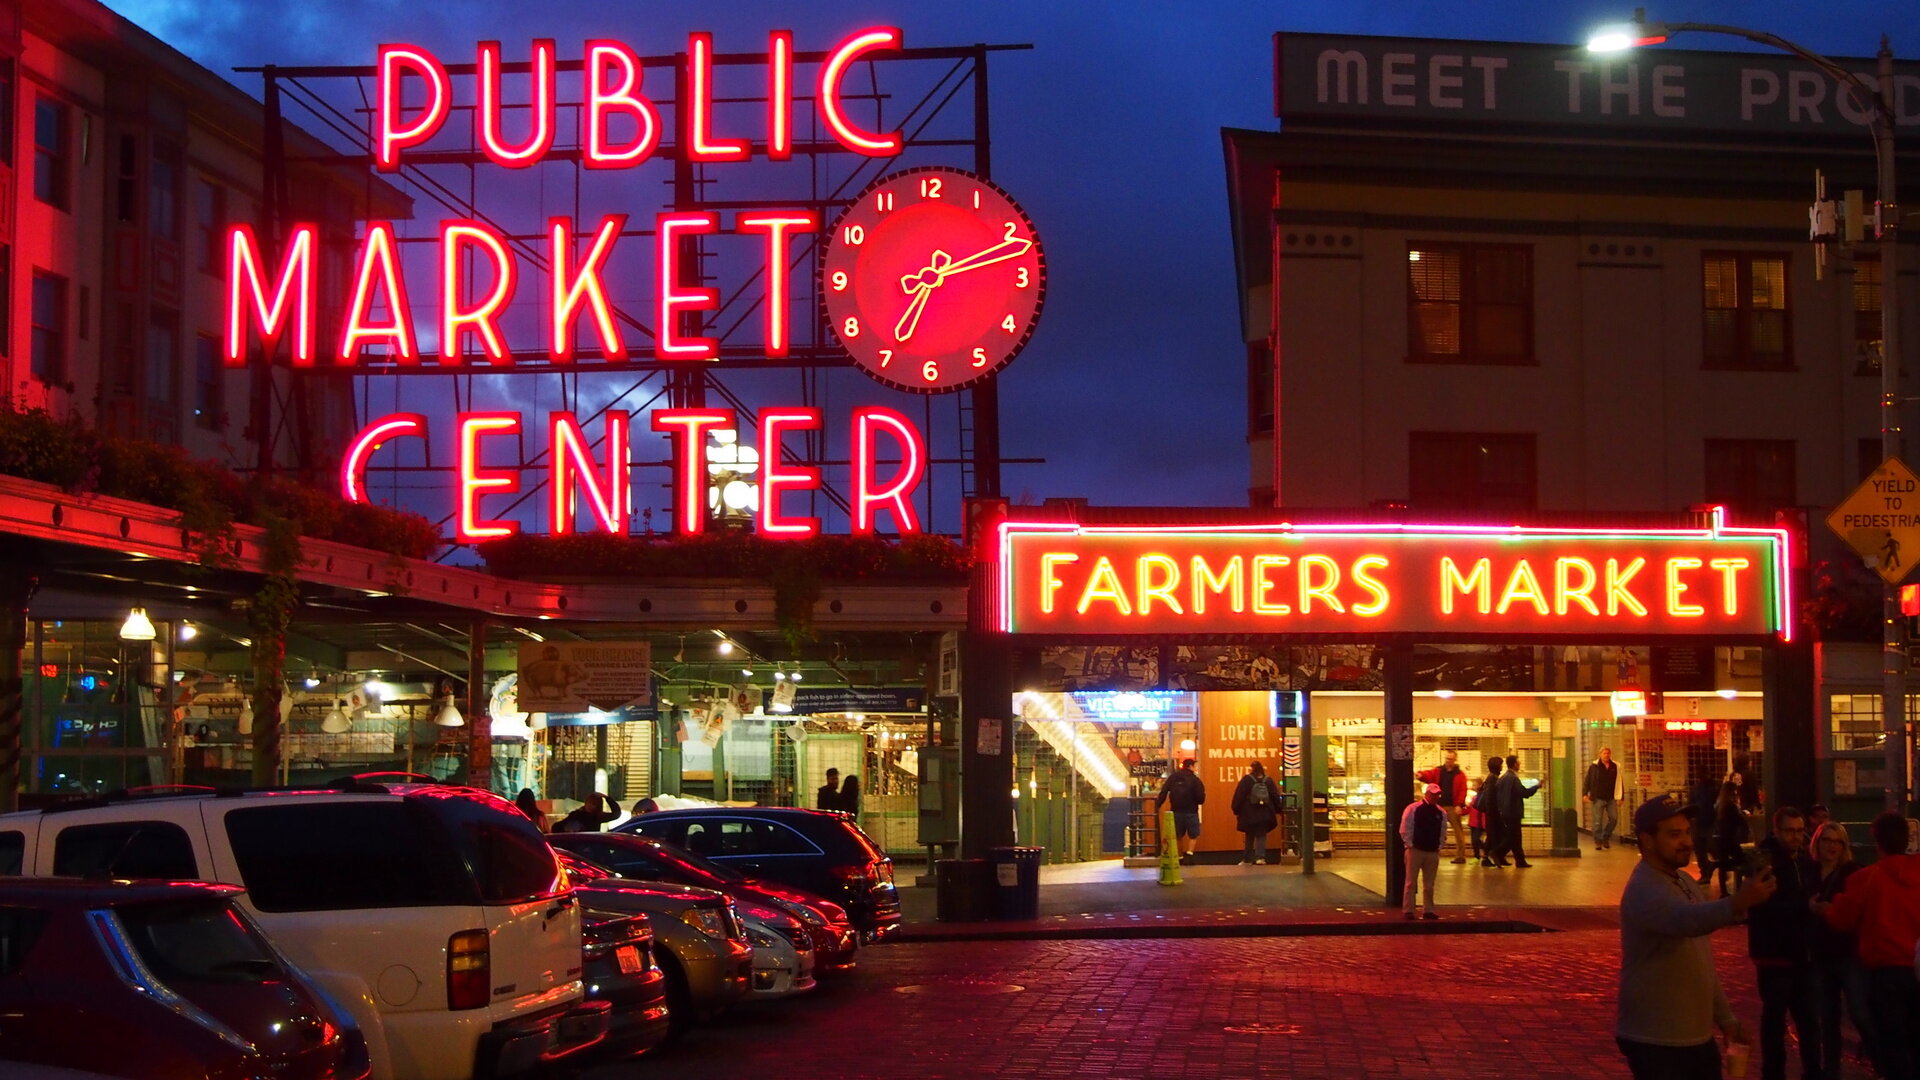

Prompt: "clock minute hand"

[931,235,1033,279]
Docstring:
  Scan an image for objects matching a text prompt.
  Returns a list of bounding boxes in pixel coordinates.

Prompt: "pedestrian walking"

[817,768,842,810]
[1229,761,1282,866]
[1494,754,1537,868]
[1807,821,1879,1080]
[1417,749,1471,863]
[1746,807,1822,1080]
[1692,770,1722,884]
[1400,782,1446,920]
[552,792,622,833]
[1711,782,1750,898]
[1154,758,1207,865]
[1477,757,1506,867]
[1617,794,1776,1080]
[1822,811,1920,1080]
[1584,746,1623,851]
[838,773,862,817]
[1466,779,1489,864]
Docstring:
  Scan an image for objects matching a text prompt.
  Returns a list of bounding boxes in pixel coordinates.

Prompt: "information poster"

[517,642,651,712]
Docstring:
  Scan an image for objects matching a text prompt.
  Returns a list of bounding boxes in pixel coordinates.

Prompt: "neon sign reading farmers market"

[993,512,1791,640]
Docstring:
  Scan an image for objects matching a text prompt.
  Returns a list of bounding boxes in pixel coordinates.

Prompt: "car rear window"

[225,802,475,912]
[420,790,566,903]
[53,821,197,879]
[118,898,288,985]
[0,905,49,975]
[683,819,819,857]
[0,831,23,876]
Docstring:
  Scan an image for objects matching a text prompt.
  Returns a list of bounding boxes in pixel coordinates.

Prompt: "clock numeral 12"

[919,176,943,199]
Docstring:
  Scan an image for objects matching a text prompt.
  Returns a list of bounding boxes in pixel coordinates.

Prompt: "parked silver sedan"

[738,901,817,998]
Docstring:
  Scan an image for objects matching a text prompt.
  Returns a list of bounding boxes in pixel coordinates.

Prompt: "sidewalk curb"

[890,918,1557,943]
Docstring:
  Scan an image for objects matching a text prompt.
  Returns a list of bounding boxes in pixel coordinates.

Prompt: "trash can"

[934,858,995,922]
[989,846,1043,921]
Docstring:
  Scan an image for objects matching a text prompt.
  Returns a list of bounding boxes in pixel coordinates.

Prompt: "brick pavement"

[582,922,1875,1080]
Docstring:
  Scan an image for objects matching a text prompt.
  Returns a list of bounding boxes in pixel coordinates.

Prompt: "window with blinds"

[1406,242,1534,365]
[1702,252,1792,370]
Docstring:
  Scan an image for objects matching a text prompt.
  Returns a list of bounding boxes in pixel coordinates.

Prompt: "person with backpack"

[1230,760,1282,866]
[1400,782,1448,919]
[1154,758,1207,865]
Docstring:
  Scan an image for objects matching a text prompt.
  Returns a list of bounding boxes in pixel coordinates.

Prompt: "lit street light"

[1592,11,1907,812]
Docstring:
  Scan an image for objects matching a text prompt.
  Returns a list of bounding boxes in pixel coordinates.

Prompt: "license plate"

[615,945,642,975]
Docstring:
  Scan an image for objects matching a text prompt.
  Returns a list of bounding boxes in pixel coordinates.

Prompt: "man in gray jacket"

[1617,794,1777,1079]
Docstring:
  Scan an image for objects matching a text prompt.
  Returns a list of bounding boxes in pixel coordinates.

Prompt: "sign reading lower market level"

[1826,457,1920,585]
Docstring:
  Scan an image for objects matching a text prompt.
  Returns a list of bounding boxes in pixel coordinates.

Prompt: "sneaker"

[1450,857,1467,864]
[1236,861,1249,866]
[1422,911,1439,920]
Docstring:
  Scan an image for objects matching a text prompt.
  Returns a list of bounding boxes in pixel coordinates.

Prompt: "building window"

[115,134,139,225]
[1247,343,1273,436]
[1827,694,1920,752]
[1703,439,1795,516]
[1702,252,1791,370]
[194,179,225,274]
[33,95,71,210]
[1853,254,1882,375]
[149,146,180,240]
[30,272,68,383]
[1408,431,1537,511]
[193,334,222,430]
[1406,242,1533,365]
[0,60,14,169]
[146,309,179,404]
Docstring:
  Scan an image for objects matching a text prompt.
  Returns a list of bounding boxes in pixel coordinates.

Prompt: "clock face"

[821,167,1046,393]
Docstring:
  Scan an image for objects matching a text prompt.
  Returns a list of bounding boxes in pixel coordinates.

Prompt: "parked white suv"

[0,782,608,1080]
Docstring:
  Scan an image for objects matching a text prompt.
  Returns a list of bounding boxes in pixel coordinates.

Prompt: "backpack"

[1250,778,1270,807]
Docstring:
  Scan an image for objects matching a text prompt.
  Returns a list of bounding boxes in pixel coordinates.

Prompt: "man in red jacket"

[1822,811,1920,1080]
[1417,750,1472,864]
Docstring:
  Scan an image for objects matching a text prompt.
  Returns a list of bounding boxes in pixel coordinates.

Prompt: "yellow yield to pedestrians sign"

[1828,458,1920,584]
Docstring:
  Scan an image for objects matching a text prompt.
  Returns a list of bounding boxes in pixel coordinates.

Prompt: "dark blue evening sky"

[109,0,1919,517]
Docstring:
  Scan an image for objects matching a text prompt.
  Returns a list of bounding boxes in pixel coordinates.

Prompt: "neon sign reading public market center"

[222,30,982,542]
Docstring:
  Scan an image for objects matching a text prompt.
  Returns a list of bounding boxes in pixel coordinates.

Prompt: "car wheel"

[656,954,694,1043]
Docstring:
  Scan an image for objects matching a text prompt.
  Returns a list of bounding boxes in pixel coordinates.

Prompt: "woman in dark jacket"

[1229,761,1282,866]
[1710,781,1748,897]
[1806,821,1880,1079]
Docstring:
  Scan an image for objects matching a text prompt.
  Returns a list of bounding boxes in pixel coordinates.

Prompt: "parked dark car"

[616,808,901,938]
[580,909,670,1060]
[550,831,860,970]
[0,878,370,1080]
[554,851,752,1036]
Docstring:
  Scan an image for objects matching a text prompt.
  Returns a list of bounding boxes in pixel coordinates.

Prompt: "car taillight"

[447,929,490,1011]
[829,863,873,886]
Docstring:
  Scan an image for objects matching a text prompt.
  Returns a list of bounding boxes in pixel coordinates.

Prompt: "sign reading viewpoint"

[994,514,1789,639]
[516,642,652,712]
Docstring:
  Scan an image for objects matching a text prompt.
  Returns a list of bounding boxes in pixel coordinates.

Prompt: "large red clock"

[821,166,1046,393]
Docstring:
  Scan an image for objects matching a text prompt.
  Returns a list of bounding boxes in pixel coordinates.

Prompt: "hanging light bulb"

[435,698,465,727]
[178,622,197,642]
[717,639,734,656]
[119,608,156,642]
[790,671,802,682]
[237,697,255,736]
[321,698,352,734]
[303,672,321,689]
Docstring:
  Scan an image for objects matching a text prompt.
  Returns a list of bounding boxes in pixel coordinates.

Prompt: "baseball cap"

[1424,783,1441,797]
[1633,794,1692,836]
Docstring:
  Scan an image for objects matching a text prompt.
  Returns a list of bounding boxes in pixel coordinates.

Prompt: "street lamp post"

[1593,14,1907,813]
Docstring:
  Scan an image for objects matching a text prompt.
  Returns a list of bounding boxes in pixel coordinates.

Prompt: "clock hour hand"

[894,285,934,343]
